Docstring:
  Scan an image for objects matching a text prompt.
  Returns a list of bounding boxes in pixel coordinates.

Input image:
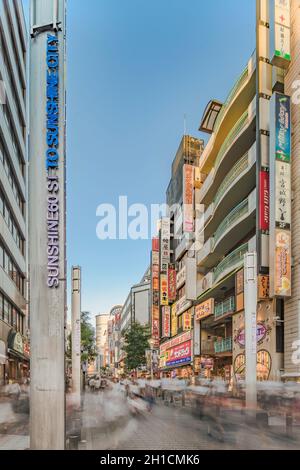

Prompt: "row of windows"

[0,291,24,335]
[0,29,26,155]
[0,138,25,216]
[2,101,25,176]
[0,187,25,255]
[4,1,26,93]
[13,0,27,64]
[0,241,25,296]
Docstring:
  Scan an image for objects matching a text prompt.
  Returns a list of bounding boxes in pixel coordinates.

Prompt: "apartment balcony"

[213,243,248,285]
[201,340,215,355]
[214,297,235,320]
[198,191,256,269]
[199,52,256,174]
[175,235,193,261]
[196,236,256,301]
[214,337,232,354]
[204,144,256,239]
[200,100,256,207]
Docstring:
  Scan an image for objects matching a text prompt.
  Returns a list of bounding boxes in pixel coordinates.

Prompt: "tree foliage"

[81,311,97,364]
[122,322,150,372]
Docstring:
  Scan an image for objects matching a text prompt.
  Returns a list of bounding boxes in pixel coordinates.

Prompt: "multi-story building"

[95,313,109,370]
[155,135,204,379]
[120,267,151,333]
[107,304,122,374]
[0,0,28,385]
[157,1,299,386]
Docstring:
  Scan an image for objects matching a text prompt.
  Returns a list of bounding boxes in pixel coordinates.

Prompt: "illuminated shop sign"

[166,340,192,367]
[46,35,60,288]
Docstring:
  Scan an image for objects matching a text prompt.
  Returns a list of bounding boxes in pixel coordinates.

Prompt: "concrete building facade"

[155,0,300,385]
[95,313,109,369]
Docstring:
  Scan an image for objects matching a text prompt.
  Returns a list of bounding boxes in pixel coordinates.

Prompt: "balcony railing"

[214,297,235,320]
[201,340,215,355]
[213,152,249,208]
[214,337,232,354]
[213,242,248,283]
[213,199,249,248]
[214,66,249,133]
[214,110,248,170]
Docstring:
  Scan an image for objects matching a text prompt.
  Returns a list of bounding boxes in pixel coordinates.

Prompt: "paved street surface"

[1,386,299,450]
[0,399,29,450]
[78,386,300,450]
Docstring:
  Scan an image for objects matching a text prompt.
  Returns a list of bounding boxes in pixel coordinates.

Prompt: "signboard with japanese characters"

[160,274,168,306]
[168,264,177,302]
[270,0,291,69]
[275,161,291,229]
[183,164,194,233]
[162,306,171,338]
[195,298,214,321]
[160,218,170,273]
[258,275,270,299]
[235,269,244,312]
[270,93,292,298]
[171,302,177,337]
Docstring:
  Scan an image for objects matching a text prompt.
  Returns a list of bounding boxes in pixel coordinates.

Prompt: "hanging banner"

[183,164,194,233]
[235,269,244,312]
[160,218,170,273]
[274,229,291,297]
[270,0,291,69]
[152,237,159,252]
[183,308,192,331]
[168,264,177,302]
[162,306,171,338]
[152,306,160,342]
[160,274,168,306]
[171,302,178,338]
[275,161,291,229]
[258,275,270,299]
[270,93,292,298]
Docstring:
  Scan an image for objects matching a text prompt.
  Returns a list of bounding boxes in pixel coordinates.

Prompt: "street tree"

[122,322,150,373]
[81,311,97,364]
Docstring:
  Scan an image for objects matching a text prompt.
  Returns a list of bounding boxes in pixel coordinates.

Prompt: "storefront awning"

[8,348,30,363]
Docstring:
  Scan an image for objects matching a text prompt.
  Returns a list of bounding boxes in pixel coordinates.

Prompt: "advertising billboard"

[168,264,177,302]
[162,306,171,338]
[270,0,291,69]
[195,298,214,321]
[166,340,192,367]
[160,274,168,306]
[270,93,292,298]
[259,170,270,232]
[171,302,178,338]
[183,164,194,233]
[160,218,170,273]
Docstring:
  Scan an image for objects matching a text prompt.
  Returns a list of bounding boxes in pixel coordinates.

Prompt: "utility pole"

[244,252,258,416]
[29,0,67,449]
[71,267,81,409]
